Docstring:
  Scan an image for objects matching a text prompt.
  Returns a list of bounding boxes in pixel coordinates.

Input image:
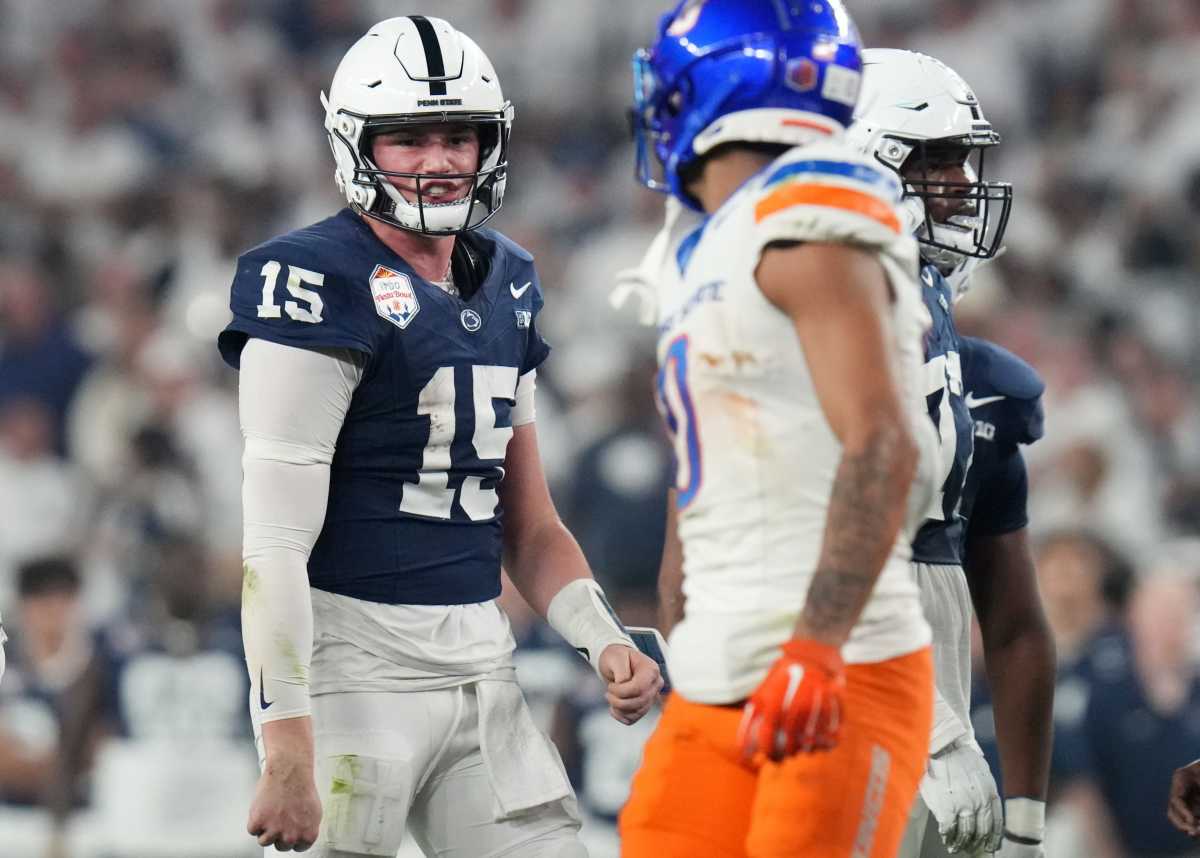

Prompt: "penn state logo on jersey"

[218,208,551,606]
[460,308,482,332]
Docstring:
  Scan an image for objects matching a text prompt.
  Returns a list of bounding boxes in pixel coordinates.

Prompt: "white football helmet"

[846,49,1012,282]
[321,16,513,235]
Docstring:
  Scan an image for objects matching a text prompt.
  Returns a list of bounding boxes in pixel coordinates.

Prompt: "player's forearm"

[503,514,593,618]
[505,515,634,672]
[261,717,315,767]
[982,619,1055,799]
[796,423,917,646]
[657,489,685,636]
[967,526,1056,801]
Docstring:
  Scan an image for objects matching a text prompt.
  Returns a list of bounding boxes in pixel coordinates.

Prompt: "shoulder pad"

[960,337,1044,400]
[473,227,545,311]
[961,336,1045,445]
[218,216,377,369]
[750,142,906,249]
[476,227,535,264]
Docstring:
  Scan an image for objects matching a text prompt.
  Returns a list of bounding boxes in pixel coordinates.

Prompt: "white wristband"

[546,579,634,675]
[1004,797,1045,842]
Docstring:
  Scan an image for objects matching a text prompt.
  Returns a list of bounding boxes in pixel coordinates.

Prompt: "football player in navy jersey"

[217,17,660,856]
[848,51,1055,858]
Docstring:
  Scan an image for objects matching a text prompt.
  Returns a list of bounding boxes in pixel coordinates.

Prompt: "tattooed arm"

[756,241,919,647]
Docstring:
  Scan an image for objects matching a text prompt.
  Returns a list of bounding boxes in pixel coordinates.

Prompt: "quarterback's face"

[371,123,481,205]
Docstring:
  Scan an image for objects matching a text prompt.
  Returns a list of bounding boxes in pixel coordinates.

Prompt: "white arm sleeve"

[239,337,362,723]
[512,369,537,426]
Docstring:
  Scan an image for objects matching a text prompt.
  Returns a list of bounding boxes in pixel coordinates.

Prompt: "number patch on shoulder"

[257,260,325,323]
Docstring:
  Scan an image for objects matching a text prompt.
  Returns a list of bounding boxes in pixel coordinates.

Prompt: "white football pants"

[898,561,977,858]
[255,685,586,858]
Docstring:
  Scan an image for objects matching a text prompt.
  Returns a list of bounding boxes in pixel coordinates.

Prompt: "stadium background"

[1,1,1199,856]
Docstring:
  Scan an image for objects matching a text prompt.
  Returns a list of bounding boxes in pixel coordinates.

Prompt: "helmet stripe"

[408,15,448,96]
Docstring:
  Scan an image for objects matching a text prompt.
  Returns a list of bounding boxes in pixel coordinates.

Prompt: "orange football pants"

[619,646,933,858]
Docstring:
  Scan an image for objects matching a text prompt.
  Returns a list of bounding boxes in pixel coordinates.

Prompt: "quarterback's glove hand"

[920,737,1003,854]
[738,639,844,763]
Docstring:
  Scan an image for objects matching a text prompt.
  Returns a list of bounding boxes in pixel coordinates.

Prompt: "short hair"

[17,556,81,599]
[1036,528,1134,611]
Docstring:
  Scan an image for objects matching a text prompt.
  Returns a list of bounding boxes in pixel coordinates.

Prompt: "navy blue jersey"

[957,337,1045,553]
[218,209,551,605]
[911,265,974,565]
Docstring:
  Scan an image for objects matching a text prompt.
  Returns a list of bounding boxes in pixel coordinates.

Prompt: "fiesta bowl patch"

[370,265,419,329]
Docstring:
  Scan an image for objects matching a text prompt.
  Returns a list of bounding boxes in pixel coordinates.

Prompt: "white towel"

[476,667,572,820]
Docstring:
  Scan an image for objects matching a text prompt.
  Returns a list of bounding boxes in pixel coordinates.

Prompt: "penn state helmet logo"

[460,308,482,332]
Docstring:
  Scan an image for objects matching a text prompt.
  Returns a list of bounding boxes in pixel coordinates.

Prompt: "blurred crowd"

[1,1,1199,856]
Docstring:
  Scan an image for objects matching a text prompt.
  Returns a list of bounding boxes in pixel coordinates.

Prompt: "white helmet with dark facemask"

[846,49,1012,290]
[321,16,513,235]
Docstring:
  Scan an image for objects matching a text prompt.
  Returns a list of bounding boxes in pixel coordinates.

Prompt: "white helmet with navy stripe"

[846,49,1012,283]
[321,16,513,235]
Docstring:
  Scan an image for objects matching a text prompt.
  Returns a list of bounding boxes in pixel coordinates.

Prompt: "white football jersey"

[652,138,937,704]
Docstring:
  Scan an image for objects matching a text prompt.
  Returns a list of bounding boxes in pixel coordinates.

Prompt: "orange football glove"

[738,638,845,763]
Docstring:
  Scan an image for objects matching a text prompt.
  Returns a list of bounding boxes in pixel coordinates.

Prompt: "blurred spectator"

[0,557,122,820]
[76,536,257,858]
[0,400,92,606]
[1070,548,1200,857]
[0,261,93,454]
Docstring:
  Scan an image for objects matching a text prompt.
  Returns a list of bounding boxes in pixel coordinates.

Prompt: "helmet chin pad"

[377,180,476,234]
[918,212,983,273]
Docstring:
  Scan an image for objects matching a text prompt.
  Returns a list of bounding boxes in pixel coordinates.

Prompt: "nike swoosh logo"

[259,667,273,710]
[964,392,1006,410]
[510,281,532,299]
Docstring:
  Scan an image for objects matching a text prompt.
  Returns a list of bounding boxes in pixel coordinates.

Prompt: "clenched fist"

[739,638,845,762]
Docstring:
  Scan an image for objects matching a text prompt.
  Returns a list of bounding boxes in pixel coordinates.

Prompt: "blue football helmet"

[631,0,865,210]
